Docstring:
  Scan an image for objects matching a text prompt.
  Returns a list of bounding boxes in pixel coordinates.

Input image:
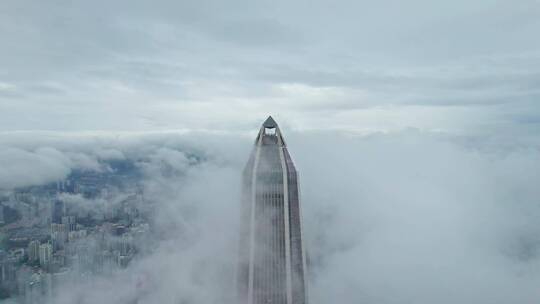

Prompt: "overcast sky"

[1,0,539,140]
[2,2,540,303]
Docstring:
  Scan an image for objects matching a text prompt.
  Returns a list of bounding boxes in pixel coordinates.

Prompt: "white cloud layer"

[1,130,539,303]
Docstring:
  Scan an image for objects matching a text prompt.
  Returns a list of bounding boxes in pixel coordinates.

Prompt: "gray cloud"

[294,131,540,304]
[1,0,539,134]
[1,1,540,302]
[1,130,540,303]
[0,147,71,189]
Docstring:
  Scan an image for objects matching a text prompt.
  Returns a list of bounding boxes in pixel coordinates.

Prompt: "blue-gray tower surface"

[238,116,308,304]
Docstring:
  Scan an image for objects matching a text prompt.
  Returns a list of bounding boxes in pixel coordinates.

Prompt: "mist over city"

[1,1,540,303]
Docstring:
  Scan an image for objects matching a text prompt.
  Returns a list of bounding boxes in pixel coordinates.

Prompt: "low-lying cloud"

[1,130,540,303]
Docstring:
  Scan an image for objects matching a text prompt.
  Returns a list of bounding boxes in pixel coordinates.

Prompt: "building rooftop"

[262,116,278,128]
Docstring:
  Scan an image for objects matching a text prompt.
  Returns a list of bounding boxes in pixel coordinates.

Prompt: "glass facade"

[238,117,308,304]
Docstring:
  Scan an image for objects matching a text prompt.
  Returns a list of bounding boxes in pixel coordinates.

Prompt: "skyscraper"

[28,240,40,262]
[39,243,53,269]
[51,200,64,224]
[238,116,308,304]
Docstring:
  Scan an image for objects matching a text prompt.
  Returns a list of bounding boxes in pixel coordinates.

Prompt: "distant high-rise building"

[28,240,40,262]
[51,200,64,224]
[68,229,87,242]
[238,116,308,304]
[0,256,18,284]
[51,223,67,250]
[0,204,4,225]
[61,216,76,232]
[39,243,53,268]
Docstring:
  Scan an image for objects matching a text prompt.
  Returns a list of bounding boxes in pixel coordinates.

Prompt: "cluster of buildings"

[0,167,153,303]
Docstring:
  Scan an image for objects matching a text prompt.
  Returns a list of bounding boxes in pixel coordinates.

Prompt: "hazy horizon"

[1,1,540,303]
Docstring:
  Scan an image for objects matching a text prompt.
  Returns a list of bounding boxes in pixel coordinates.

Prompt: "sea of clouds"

[1,129,539,303]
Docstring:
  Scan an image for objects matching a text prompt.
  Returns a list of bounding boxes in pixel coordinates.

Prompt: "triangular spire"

[263,116,278,128]
[255,115,286,146]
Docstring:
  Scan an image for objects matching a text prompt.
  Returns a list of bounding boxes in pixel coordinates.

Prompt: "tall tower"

[238,116,308,304]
